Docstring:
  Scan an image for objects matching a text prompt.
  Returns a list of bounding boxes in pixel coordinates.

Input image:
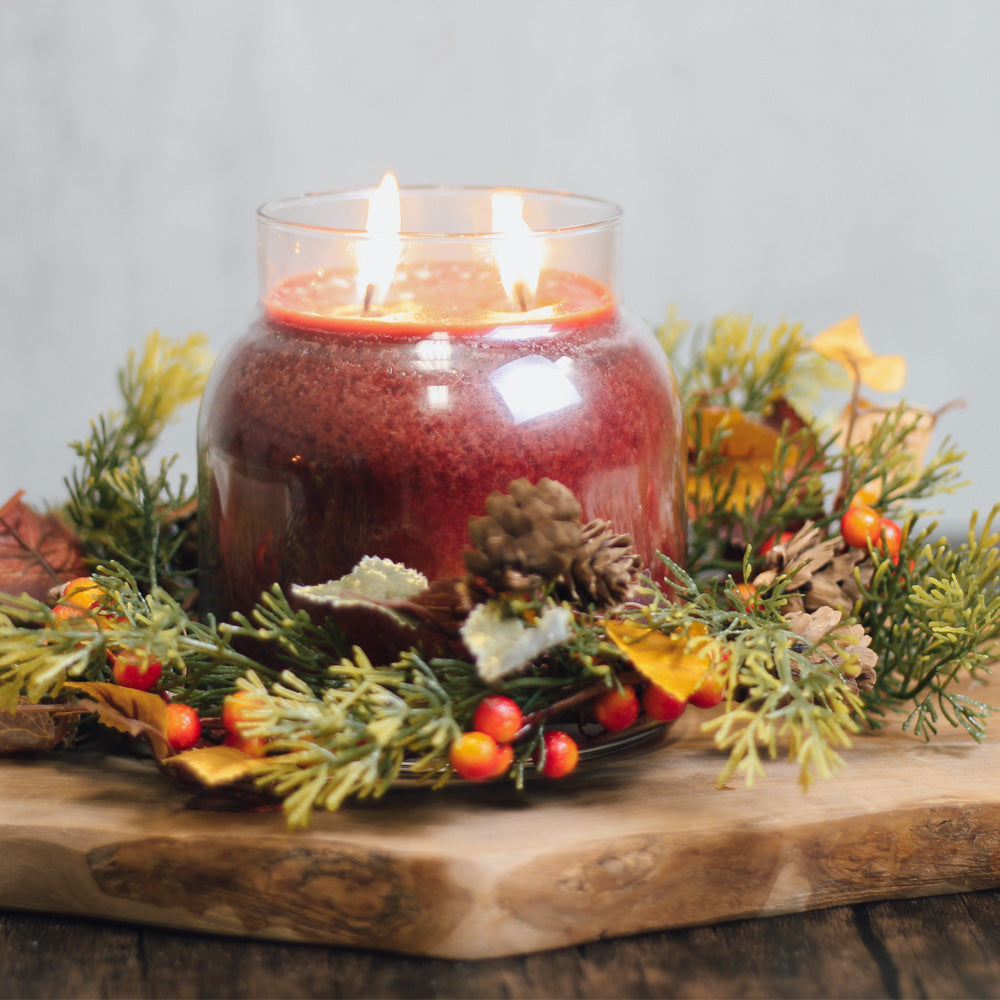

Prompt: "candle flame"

[491,191,542,310]
[357,172,402,310]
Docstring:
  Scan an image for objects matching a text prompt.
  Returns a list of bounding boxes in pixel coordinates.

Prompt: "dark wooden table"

[3,890,1000,999]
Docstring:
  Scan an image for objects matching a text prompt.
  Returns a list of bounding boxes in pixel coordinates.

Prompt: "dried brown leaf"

[0,491,89,601]
[836,398,938,466]
[65,681,171,759]
[0,699,68,753]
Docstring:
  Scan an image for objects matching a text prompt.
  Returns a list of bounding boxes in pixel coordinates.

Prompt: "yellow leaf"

[605,620,714,700]
[689,407,797,513]
[166,744,270,787]
[811,316,906,393]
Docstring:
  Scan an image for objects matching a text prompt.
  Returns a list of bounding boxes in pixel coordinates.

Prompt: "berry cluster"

[54,576,201,753]
[449,695,581,782]
[450,666,726,784]
[840,503,904,563]
[450,695,532,780]
[594,669,723,731]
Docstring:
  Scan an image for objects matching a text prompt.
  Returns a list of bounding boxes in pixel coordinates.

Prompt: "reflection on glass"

[415,332,453,371]
[489,355,583,424]
[486,323,555,342]
[426,384,450,410]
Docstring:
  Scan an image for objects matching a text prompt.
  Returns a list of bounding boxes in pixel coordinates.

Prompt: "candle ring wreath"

[1,312,998,828]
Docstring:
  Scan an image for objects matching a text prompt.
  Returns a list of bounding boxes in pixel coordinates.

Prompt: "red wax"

[198,264,686,619]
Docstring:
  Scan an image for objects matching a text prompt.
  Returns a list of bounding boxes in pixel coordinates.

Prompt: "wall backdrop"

[3,0,998,533]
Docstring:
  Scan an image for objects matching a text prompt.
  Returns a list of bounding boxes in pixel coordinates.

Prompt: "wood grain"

[2,679,999,960]
[7,893,1000,999]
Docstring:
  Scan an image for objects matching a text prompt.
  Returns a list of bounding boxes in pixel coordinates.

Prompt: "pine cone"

[464,478,584,592]
[786,606,878,693]
[752,522,872,616]
[556,519,642,611]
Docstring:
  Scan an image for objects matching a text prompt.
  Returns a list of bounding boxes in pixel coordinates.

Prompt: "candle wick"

[515,282,528,312]
[363,282,376,315]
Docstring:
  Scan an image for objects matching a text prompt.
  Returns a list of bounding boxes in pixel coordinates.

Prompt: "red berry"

[877,517,903,562]
[642,684,687,722]
[759,531,794,555]
[472,695,523,744]
[449,731,501,781]
[689,671,724,709]
[535,730,579,778]
[165,702,202,752]
[840,505,882,549]
[593,684,640,732]
[109,649,162,691]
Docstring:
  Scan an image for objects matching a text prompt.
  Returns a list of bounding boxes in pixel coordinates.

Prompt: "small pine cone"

[464,478,584,592]
[556,519,642,611]
[786,606,878,693]
[753,522,872,616]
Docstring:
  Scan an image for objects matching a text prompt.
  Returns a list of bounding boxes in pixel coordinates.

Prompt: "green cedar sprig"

[667,310,997,749]
[635,558,865,789]
[233,652,465,828]
[856,508,1000,740]
[831,403,968,519]
[63,332,211,598]
[685,415,832,578]
[659,310,843,417]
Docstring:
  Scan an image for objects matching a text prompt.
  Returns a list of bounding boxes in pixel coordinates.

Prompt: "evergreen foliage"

[1,318,997,826]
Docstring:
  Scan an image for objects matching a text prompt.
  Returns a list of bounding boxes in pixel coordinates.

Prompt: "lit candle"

[198,180,686,620]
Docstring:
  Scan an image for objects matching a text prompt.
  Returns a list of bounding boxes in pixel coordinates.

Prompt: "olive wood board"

[2,677,1000,960]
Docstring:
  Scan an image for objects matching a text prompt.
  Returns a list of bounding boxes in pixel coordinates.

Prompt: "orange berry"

[733,582,759,609]
[840,505,882,549]
[59,577,105,610]
[223,731,268,758]
[53,577,118,630]
[488,742,514,779]
[449,731,501,782]
[850,482,882,509]
[222,690,267,735]
[52,602,95,624]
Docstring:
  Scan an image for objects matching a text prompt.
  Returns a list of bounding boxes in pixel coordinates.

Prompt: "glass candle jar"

[197,184,686,620]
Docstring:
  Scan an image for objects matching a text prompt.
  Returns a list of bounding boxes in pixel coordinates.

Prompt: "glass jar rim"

[257,184,624,241]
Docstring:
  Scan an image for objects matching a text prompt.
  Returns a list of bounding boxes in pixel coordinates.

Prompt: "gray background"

[2,0,997,532]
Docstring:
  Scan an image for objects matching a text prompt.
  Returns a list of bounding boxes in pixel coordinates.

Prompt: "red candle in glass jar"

[198,179,686,620]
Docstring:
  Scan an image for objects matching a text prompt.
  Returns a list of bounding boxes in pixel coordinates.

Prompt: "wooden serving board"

[3,680,1000,960]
